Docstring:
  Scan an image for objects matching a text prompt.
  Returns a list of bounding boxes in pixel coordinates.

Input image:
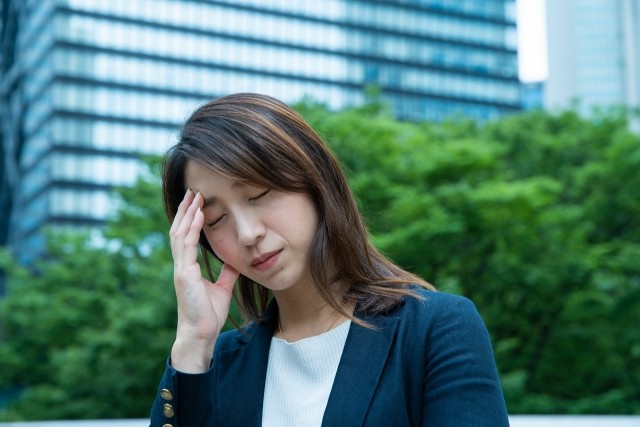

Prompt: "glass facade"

[574,2,624,106]
[1,0,519,264]
[545,0,640,115]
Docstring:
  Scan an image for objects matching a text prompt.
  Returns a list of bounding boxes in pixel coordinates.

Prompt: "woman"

[150,93,509,426]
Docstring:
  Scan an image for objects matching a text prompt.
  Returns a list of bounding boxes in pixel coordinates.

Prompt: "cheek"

[206,233,233,264]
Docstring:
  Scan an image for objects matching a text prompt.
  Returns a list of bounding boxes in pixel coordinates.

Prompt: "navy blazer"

[150,289,509,426]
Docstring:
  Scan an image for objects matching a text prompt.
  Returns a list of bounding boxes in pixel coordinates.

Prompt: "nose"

[234,210,266,246]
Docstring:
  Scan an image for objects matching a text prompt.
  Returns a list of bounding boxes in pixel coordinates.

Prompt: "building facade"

[520,81,544,110]
[1,0,519,264]
[545,0,640,114]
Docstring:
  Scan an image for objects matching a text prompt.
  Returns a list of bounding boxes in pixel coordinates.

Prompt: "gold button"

[160,388,173,401]
[163,403,175,418]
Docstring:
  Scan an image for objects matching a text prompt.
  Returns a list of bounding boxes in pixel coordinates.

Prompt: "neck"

[273,287,351,342]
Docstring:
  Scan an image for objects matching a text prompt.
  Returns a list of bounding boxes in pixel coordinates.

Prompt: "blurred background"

[0,0,639,422]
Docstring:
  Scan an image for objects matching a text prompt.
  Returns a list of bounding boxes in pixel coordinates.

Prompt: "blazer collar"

[214,301,278,425]
[322,310,400,427]
[215,300,401,426]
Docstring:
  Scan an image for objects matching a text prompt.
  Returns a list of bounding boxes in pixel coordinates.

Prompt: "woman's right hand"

[169,189,239,373]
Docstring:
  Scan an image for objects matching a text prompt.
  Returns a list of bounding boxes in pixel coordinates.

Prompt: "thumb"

[216,263,240,293]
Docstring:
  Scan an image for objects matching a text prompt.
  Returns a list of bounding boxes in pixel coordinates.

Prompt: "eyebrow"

[202,196,218,209]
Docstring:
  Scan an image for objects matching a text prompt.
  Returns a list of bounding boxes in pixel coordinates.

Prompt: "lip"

[250,249,282,271]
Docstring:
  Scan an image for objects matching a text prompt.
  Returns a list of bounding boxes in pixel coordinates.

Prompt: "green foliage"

[0,158,237,420]
[297,102,640,414]
[0,158,172,420]
[1,104,639,419]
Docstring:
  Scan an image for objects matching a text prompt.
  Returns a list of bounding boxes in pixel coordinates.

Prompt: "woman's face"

[184,160,319,293]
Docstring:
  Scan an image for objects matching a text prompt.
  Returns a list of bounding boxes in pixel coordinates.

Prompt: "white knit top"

[262,320,351,427]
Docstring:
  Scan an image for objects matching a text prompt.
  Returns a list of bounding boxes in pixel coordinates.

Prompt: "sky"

[516,0,548,82]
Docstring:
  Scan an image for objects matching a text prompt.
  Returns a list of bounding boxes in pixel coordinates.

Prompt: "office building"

[520,81,544,110]
[1,0,519,264]
[545,0,640,114]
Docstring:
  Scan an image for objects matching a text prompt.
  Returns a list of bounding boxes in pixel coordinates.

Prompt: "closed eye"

[249,188,271,202]
[206,214,225,228]
[206,189,270,227]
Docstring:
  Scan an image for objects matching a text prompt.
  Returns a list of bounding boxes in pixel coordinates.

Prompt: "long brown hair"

[162,93,434,325]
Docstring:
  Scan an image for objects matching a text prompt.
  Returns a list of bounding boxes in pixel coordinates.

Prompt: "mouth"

[251,249,282,271]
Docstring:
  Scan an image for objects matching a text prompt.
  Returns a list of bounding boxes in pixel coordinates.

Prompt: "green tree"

[0,158,174,420]
[298,101,640,413]
[1,103,639,419]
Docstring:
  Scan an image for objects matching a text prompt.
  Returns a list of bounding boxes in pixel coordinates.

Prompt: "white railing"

[510,416,640,426]
[0,417,639,426]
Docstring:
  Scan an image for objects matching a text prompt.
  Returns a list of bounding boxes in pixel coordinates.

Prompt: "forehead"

[184,160,240,190]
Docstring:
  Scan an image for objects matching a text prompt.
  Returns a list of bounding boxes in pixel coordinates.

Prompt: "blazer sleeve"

[149,358,215,427]
[422,296,510,426]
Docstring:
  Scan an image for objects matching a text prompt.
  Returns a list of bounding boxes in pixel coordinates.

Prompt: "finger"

[171,193,202,266]
[172,208,204,278]
[174,192,202,243]
[182,206,204,265]
[170,189,194,236]
[215,263,240,293]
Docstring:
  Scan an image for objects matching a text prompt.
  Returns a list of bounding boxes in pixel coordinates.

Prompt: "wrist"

[170,335,216,373]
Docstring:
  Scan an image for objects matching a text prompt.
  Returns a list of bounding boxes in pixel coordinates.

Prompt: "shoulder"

[385,287,488,342]
[401,290,509,425]
[383,288,500,382]
[397,287,480,323]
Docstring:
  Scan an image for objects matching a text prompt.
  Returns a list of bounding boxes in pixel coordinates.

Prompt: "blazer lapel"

[322,311,400,427]
[214,302,278,426]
